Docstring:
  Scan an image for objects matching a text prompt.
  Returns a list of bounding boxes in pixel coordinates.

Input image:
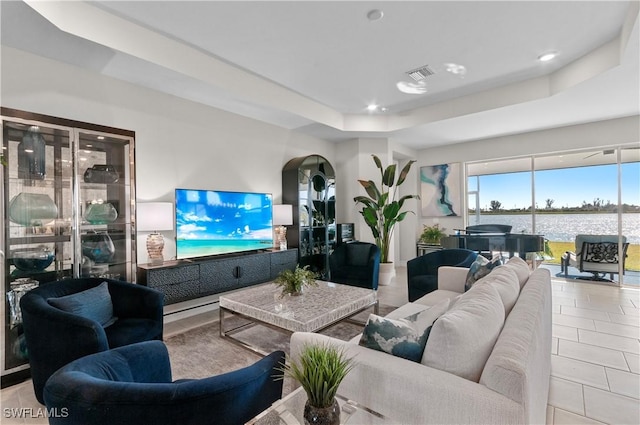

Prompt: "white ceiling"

[2,1,639,150]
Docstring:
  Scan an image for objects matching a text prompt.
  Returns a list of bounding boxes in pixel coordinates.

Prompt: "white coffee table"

[219,281,378,355]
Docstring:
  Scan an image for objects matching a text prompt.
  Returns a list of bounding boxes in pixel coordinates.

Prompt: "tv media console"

[137,249,297,305]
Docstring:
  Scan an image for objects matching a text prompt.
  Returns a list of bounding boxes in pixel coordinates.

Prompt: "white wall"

[1,47,336,263]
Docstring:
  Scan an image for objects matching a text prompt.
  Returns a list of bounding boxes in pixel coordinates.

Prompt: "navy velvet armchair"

[20,278,164,403]
[43,341,285,425]
[407,248,478,302]
[329,242,381,290]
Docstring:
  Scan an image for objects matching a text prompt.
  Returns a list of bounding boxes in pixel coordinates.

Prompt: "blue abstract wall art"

[420,163,462,216]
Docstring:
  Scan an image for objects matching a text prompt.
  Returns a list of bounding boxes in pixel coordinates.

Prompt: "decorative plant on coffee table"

[279,342,356,425]
[273,265,318,296]
[354,154,419,284]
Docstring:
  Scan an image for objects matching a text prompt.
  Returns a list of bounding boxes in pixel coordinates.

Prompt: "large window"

[466,146,639,286]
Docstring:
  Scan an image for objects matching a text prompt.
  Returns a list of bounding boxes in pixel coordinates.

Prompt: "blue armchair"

[407,249,478,302]
[329,242,381,290]
[20,278,164,403]
[43,341,285,425]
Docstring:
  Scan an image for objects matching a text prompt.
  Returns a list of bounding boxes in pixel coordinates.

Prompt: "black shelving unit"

[282,155,336,279]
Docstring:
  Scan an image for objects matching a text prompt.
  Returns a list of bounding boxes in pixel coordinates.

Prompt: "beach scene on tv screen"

[176,189,273,259]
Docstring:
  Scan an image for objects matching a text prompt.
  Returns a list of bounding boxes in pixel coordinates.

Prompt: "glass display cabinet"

[1,108,136,381]
[282,155,336,278]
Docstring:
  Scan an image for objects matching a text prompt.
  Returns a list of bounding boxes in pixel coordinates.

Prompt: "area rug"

[164,304,395,382]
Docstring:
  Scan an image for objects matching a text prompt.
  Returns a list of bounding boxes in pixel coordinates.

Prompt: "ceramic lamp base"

[146,232,165,266]
[274,226,288,250]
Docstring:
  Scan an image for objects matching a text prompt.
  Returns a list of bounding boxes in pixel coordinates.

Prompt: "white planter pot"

[378,262,396,286]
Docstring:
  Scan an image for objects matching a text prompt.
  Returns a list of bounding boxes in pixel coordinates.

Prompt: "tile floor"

[1,266,639,424]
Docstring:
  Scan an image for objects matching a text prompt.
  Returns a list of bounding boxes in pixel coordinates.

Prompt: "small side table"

[416,243,443,257]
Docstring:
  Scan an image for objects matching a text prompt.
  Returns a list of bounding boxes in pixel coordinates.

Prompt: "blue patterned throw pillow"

[359,299,450,362]
[465,255,502,291]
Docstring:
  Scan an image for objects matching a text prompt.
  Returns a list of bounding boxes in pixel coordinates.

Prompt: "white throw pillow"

[422,283,505,382]
[477,267,520,316]
[503,256,531,288]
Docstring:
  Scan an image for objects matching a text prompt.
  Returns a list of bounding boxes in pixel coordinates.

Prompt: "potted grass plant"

[278,343,355,425]
[273,265,318,296]
[354,154,420,284]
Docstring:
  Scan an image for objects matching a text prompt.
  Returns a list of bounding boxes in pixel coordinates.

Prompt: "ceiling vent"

[406,65,435,81]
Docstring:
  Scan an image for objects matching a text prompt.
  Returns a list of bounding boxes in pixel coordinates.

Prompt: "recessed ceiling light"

[396,80,428,94]
[538,52,557,62]
[366,9,384,21]
[444,63,467,76]
[97,136,105,140]
[366,104,379,111]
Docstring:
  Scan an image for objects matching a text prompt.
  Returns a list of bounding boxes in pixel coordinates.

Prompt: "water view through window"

[467,148,640,284]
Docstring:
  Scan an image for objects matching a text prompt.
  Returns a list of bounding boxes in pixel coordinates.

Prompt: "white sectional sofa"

[290,257,552,425]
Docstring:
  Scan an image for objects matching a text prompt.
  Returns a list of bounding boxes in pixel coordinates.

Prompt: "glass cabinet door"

[2,118,73,372]
[76,130,135,281]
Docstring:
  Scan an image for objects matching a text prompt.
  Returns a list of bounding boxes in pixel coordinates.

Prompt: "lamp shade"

[137,202,174,232]
[273,204,293,226]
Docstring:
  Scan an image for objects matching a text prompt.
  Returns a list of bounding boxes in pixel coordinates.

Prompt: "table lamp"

[138,202,174,266]
[273,204,293,250]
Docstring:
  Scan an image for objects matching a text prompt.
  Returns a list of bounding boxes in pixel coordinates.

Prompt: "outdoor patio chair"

[561,234,629,281]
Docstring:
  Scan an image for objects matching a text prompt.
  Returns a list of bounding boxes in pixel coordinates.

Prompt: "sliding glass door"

[466,146,639,286]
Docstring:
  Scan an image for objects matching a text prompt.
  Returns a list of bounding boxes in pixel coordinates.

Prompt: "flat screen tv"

[175,189,274,260]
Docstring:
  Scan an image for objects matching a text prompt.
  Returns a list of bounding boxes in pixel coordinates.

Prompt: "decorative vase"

[378,262,395,286]
[7,278,39,329]
[303,399,340,425]
[18,126,46,180]
[83,164,119,184]
[84,201,118,224]
[82,231,115,263]
[8,193,58,226]
[11,246,55,272]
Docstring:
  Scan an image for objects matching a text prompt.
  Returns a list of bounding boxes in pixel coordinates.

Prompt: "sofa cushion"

[414,290,461,307]
[422,283,505,382]
[477,267,520,316]
[359,299,450,362]
[48,281,117,327]
[465,255,502,291]
[502,256,531,288]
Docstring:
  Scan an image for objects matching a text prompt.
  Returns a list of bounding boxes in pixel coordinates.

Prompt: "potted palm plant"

[278,342,355,425]
[354,154,419,284]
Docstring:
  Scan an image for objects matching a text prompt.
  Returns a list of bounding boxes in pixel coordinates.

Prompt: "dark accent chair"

[329,242,381,290]
[407,249,478,302]
[43,341,285,425]
[465,224,513,234]
[20,278,164,404]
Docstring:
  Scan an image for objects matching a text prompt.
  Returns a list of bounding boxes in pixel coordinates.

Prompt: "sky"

[470,162,640,210]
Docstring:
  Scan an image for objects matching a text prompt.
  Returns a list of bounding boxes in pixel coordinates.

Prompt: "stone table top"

[219,281,377,333]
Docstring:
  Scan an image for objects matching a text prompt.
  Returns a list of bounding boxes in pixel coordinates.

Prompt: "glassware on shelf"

[83,164,119,184]
[18,126,46,180]
[7,278,39,329]
[11,246,55,272]
[82,231,115,263]
[8,193,58,226]
[84,200,118,224]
